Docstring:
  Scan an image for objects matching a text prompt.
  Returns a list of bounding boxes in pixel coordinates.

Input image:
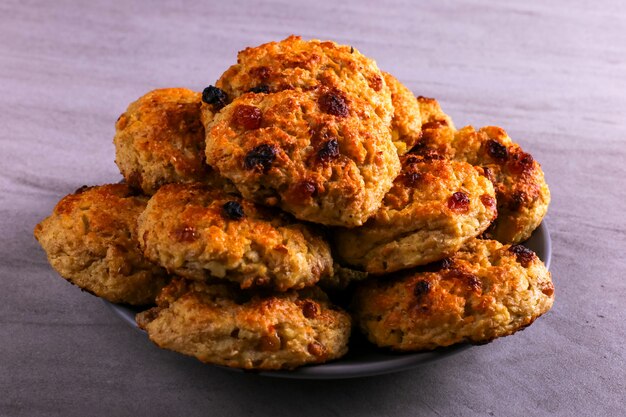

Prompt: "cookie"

[215,35,394,125]
[136,278,351,370]
[413,95,456,155]
[448,126,551,243]
[34,184,168,305]
[137,183,333,291]
[353,238,554,351]
[334,154,497,274]
[412,98,549,243]
[114,88,230,194]
[203,87,400,226]
[383,72,422,154]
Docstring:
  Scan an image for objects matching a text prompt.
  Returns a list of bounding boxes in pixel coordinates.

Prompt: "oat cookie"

[137,183,333,291]
[411,97,549,243]
[137,278,351,370]
[353,238,554,350]
[204,87,400,226]
[114,88,230,194]
[383,72,422,154]
[334,154,497,274]
[34,184,168,305]
[216,35,394,125]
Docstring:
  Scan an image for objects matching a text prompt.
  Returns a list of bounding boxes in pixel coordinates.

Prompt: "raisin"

[509,151,534,174]
[445,269,482,292]
[74,185,90,194]
[307,341,326,357]
[402,171,423,187]
[201,86,228,110]
[222,201,245,220]
[480,194,497,211]
[233,105,262,130]
[318,90,349,117]
[487,140,508,162]
[447,192,470,213]
[509,245,536,267]
[509,191,526,211]
[248,84,270,94]
[542,283,555,297]
[244,144,276,172]
[289,180,317,201]
[318,139,339,162]
[258,334,281,352]
[481,166,496,183]
[413,280,431,297]
[172,226,198,242]
[302,301,318,319]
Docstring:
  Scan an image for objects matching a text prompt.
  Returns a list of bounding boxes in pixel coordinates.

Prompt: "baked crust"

[383,72,422,154]
[216,35,394,125]
[353,238,554,350]
[34,184,168,305]
[137,278,351,370]
[114,88,231,194]
[137,183,333,291]
[334,154,497,274]
[203,87,400,227]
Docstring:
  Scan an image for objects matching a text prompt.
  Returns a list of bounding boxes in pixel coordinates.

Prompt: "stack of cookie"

[34,36,554,370]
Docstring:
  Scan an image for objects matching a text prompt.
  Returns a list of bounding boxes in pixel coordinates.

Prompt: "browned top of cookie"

[353,238,554,351]
[410,97,550,243]
[34,184,168,305]
[204,87,400,227]
[137,183,333,291]
[449,126,551,243]
[216,35,393,125]
[114,88,225,194]
[334,154,496,273]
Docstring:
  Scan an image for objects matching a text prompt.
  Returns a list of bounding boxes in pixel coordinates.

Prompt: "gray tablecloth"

[1,1,624,416]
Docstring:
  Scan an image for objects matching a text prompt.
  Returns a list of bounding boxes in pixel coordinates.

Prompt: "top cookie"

[216,35,394,125]
[204,87,401,227]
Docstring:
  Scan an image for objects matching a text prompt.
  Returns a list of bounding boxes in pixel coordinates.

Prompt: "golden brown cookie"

[447,126,550,243]
[203,87,401,227]
[137,183,333,291]
[34,184,168,305]
[114,88,230,194]
[334,154,497,274]
[382,72,422,154]
[136,278,351,370]
[353,238,554,351]
[215,35,394,125]
[412,97,549,243]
